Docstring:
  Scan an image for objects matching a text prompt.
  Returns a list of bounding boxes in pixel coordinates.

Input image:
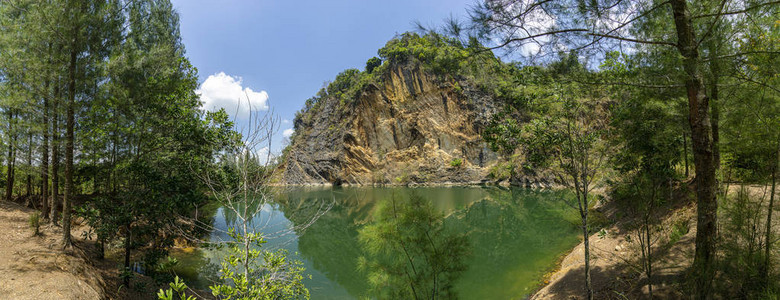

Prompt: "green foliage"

[483,114,523,156]
[209,227,309,300]
[488,161,514,181]
[482,53,590,157]
[377,32,471,75]
[716,186,780,298]
[28,211,40,236]
[610,85,686,181]
[667,218,690,246]
[157,276,196,300]
[358,194,469,299]
[365,56,382,73]
[450,158,463,167]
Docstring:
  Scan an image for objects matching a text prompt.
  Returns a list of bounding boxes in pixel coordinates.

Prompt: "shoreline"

[269,179,565,189]
[529,190,698,299]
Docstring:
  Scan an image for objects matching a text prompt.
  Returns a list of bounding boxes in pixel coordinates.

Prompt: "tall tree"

[469,1,778,296]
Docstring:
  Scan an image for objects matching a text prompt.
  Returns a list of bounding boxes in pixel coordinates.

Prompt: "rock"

[276,62,505,185]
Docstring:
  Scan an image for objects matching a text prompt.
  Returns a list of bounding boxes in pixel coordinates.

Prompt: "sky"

[170,0,474,154]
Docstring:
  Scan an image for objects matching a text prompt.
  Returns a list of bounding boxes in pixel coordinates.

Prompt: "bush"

[488,162,513,180]
[715,186,779,298]
[29,212,41,236]
[366,57,382,73]
[157,276,195,300]
[377,32,469,75]
[450,158,463,167]
[667,218,690,246]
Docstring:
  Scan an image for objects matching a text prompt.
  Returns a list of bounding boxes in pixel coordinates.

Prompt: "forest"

[1,0,779,299]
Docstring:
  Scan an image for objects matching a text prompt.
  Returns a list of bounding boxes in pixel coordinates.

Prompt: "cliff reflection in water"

[174,187,580,299]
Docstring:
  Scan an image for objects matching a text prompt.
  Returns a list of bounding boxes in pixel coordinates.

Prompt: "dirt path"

[0,201,105,299]
[532,189,698,299]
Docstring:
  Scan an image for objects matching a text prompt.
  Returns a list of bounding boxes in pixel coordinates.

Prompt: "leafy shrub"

[157,276,195,300]
[450,158,463,167]
[153,257,180,284]
[29,212,41,236]
[366,56,382,73]
[488,162,513,180]
[209,228,309,299]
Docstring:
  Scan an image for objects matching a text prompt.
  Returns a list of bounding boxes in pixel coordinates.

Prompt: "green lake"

[172,186,581,299]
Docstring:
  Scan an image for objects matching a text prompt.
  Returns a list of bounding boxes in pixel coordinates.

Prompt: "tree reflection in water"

[358,194,470,299]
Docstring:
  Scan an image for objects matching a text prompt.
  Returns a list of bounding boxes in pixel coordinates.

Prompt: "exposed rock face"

[278,63,505,185]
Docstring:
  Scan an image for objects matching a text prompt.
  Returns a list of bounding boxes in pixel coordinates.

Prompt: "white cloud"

[256,147,270,161]
[242,146,276,166]
[197,72,269,119]
[282,119,290,124]
[283,128,294,138]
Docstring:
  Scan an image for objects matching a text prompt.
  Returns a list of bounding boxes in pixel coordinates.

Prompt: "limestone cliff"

[277,62,505,185]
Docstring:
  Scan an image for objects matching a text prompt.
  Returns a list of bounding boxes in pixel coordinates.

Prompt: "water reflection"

[174,187,580,299]
[358,193,470,299]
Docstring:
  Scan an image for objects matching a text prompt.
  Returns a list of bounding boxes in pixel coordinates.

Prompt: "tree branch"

[588,33,677,46]
[692,0,780,19]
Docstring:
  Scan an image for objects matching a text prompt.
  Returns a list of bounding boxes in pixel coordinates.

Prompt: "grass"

[29,212,41,236]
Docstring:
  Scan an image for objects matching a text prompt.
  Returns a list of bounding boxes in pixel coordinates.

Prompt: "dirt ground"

[0,200,105,299]
[0,199,207,300]
[532,185,699,300]
[532,183,780,299]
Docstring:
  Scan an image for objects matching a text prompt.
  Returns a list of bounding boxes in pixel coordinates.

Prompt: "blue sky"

[170,0,474,153]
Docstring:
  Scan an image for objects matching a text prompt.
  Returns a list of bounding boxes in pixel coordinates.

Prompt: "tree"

[610,80,685,297]
[365,56,382,73]
[72,0,234,283]
[1,1,254,290]
[525,88,608,300]
[467,1,779,296]
[191,102,326,299]
[720,33,780,288]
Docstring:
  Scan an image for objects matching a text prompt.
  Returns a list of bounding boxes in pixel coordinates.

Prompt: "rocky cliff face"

[277,63,505,185]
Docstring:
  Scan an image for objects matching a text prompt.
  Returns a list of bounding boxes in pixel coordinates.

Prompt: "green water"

[172,186,581,299]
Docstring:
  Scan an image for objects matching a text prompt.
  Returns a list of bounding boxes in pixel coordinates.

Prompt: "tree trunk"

[646,221,653,300]
[761,136,779,285]
[26,131,32,198]
[51,81,61,225]
[709,74,720,172]
[124,224,132,285]
[707,33,721,173]
[683,131,689,178]
[580,193,593,300]
[63,29,78,248]
[670,1,718,298]
[5,110,16,202]
[41,75,50,220]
